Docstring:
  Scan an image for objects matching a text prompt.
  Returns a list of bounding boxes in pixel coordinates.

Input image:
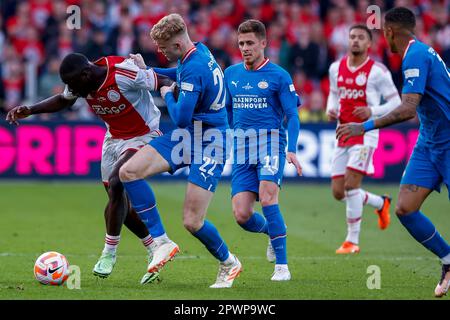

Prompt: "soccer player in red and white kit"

[6,53,175,283]
[326,25,401,254]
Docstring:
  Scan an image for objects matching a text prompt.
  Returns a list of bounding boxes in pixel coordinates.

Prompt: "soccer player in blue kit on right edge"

[337,7,450,297]
[224,20,302,281]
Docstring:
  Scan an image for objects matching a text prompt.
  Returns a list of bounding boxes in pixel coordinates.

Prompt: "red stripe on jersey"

[116,70,137,80]
[153,69,158,90]
[116,68,137,78]
[346,166,371,176]
[244,57,270,70]
[181,46,197,63]
[403,39,415,60]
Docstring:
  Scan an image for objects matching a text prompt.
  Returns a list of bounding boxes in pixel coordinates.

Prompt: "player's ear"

[261,39,267,48]
[80,67,91,82]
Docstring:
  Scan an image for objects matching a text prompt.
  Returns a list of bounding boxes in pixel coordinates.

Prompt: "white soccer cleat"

[210,254,242,289]
[271,265,291,281]
[147,240,180,273]
[266,239,276,263]
[435,264,450,298]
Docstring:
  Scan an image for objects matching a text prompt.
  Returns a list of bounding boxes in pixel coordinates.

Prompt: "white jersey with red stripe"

[62,56,161,139]
[326,56,399,148]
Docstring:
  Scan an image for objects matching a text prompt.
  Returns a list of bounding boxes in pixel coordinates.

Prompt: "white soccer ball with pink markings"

[34,251,70,285]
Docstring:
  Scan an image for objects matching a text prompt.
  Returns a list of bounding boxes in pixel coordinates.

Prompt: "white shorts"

[331,144,375,179]
[101,130,161,183]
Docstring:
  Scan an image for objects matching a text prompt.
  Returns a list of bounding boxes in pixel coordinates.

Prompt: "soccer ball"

[34,251,70,285]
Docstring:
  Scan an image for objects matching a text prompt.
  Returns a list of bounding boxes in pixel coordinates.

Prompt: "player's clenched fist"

[352,106,372,120]
[336,123,365,142]
[129,53,146,69]
[160,83,176,100]
[6,105,32,126]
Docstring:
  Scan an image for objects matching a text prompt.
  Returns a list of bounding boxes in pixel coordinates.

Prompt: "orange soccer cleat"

[336,241,360,254]
[375,195,392,230]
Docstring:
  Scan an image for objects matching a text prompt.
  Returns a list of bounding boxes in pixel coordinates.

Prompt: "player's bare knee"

[119,163,138,182]
[233,207,253,225]
[344,182,359,192]
[395,200,416,217]
[108,174,123,198]
[332,189,345,201]
[260,194,277,207]
[182,215,202,233]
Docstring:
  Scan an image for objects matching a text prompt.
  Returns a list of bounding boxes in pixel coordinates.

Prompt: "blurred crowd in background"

[0,0,449,123]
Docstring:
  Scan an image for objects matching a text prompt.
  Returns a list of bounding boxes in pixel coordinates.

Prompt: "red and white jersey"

[62,56,161,140]
[326,56,399,148]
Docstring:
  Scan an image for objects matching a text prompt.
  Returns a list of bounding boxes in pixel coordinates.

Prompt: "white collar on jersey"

[403,38,416,61]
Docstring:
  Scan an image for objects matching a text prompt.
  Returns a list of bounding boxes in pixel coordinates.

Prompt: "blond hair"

[150,13,187,42]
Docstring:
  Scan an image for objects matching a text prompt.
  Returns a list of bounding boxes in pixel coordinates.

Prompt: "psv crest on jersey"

[258,80,269,89]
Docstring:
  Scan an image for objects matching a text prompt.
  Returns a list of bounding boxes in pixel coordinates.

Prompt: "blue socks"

[239,212,268,234]
[398,210,450,259]
[193,220,230,262]
[123,180,165,238]
[262,204,287,264]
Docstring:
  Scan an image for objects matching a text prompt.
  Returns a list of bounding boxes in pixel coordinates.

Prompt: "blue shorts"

[231,151,286,199]
[150,126,228,192]
[401,144,450,199]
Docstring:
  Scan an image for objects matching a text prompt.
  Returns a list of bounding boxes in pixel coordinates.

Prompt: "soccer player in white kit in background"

[326,25,401,254]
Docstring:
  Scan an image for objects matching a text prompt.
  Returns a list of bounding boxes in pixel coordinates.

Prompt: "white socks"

[441,253,450,265]
[345,189,363,244]
[361,190,384,210]
[222,252,236,265]
[340,189,384,210]
[104,234,120,254]
[141,234,157,253]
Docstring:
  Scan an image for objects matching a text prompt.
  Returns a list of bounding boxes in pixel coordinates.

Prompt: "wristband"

[362,119,375,132]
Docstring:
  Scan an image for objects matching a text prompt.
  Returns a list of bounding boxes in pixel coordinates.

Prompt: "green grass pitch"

[0,182,448,300]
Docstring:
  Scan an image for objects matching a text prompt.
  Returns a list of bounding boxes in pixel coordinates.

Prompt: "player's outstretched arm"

[6,94,76,126]
[336,93,421,142]
[129,53,177,81]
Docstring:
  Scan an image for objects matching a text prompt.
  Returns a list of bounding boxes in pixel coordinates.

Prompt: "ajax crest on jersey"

[355,72,367,86]
[34,251,70,285]
[107,89,120,102]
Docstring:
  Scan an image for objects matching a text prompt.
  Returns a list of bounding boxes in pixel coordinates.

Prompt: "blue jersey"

[224,59,300,151]
[176,42,228,129]
[402,38,450,150]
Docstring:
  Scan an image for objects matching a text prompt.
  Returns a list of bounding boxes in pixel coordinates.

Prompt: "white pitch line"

[0,252,437,261]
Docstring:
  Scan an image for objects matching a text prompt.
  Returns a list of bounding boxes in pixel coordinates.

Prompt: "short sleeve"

[402,50,429,95]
